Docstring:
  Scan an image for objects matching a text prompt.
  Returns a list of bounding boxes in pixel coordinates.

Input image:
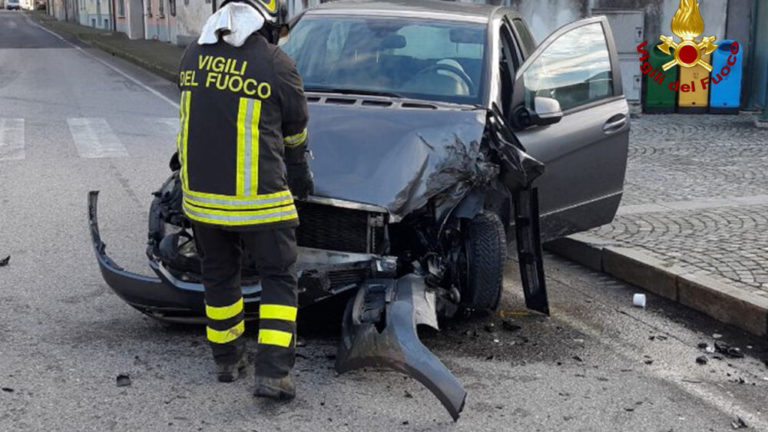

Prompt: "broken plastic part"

[335,275,466,421]
[513,188,549,315]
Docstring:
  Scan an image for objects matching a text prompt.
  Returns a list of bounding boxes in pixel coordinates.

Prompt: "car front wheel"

[460,211,506,311]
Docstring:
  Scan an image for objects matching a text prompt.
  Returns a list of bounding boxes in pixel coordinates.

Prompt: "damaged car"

[89,0,629,420]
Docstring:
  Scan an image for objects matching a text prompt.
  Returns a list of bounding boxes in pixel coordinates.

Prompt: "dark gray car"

[88,0,629,420]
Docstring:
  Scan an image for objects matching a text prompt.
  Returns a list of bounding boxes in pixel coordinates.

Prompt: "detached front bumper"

[88,191,396,323]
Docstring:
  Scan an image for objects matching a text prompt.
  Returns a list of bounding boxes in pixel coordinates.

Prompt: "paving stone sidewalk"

[588,113,768,299]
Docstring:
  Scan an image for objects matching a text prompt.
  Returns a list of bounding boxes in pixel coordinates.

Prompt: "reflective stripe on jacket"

[176,34,308,230]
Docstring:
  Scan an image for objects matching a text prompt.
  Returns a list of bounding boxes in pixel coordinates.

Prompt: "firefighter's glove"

[169,151,181,172]
[285,147,314,200]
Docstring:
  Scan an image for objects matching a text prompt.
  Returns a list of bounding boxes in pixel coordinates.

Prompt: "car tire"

[462,211,506,311]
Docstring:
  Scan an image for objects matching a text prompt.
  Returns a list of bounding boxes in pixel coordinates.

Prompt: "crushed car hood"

[307,103,492,217]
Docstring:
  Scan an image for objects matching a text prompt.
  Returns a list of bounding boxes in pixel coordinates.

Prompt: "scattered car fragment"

[88,0,629,420]
[116,374,131,387]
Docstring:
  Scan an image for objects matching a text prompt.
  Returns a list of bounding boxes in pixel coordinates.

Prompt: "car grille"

[328,268,370,287]
[296,201,384,254]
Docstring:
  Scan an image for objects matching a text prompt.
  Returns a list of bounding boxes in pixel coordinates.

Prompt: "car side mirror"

[532,97,563,126]
[511,97,563,129]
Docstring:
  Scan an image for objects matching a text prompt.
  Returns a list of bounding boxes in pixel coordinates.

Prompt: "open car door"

[509,16,629,239]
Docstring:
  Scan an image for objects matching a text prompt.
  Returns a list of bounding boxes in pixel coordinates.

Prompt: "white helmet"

[221,0,287,28]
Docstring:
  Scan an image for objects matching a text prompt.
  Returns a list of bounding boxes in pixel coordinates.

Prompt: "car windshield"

[281,15,487,105]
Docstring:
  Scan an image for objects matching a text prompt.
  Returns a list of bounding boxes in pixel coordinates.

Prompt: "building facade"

[46,0,766,110]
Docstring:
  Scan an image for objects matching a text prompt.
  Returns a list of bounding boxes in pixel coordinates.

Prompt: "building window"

[117,0,124,17]
[146,0,152,17]
[158,0,164,18]
[169,0,175,16]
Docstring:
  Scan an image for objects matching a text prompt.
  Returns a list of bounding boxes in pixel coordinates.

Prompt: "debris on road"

[698,342,708,349]
[715,342,745,359]
[695,356,709,365]
[713,333,723,339]
[502,320,521,332]
[2,387,14,393]
[731,416,748,429]
[116,374,131,387]
[484,323,496,333]
[0,256,9,267]
[632,294,646,308]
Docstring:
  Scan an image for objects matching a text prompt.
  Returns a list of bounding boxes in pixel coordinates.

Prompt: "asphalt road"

[1,11,767,431]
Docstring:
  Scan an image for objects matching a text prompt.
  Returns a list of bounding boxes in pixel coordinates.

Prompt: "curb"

[546,234,768,339]
[89,39,178,84]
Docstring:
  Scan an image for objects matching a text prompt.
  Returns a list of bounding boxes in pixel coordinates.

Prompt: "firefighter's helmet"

[221,0,287,28]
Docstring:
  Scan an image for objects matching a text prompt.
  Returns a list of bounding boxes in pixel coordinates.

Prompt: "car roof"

[305,0,512,24]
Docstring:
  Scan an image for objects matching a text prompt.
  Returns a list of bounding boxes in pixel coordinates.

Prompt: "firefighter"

[173,0,312,400]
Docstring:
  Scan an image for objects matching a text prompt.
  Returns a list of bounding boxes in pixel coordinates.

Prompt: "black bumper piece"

[336,275,467,421]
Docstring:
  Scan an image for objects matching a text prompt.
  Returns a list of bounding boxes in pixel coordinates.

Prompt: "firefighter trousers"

[194,224,298,379]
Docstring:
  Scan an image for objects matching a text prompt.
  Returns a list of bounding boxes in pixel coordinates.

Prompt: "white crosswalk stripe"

[0,118,25,161]
[0,117,179,161]
[157,117,180,129]
[67,118,129,158]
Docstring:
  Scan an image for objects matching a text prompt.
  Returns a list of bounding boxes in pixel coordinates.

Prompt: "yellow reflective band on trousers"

[236,97,262,197]
[259,304,297,322]
[183,201,298,227]
[183,193,294,211]
[283,128,308,148]
[205,298,244,321]
[207,321,245,344]
[258,329,293,348]
[177,91,192,190]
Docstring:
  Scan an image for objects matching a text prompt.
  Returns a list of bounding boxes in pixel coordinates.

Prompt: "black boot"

[217,355,248,383]
[254,375,295,400]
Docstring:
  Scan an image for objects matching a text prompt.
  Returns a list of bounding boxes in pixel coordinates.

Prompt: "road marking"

[67,118,129,158]
[24,16,179,110]
[157,117,180,134]
[0,118,25,161]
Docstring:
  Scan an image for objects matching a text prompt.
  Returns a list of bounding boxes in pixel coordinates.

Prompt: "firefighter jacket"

[176,34,309,230]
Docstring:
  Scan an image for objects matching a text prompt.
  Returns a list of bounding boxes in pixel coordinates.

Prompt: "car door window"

[522,22,613,111]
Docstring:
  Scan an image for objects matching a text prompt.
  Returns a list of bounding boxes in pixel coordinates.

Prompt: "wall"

[49,0,67,20]
[122,0,144,39]
[748,0,768,108]
[143,0,178,43]
[175,0,211,45]
[78,0,112,30]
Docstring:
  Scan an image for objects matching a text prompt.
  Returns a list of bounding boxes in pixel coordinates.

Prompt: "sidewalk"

[27,11,183,83]
[548,113,768,339]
